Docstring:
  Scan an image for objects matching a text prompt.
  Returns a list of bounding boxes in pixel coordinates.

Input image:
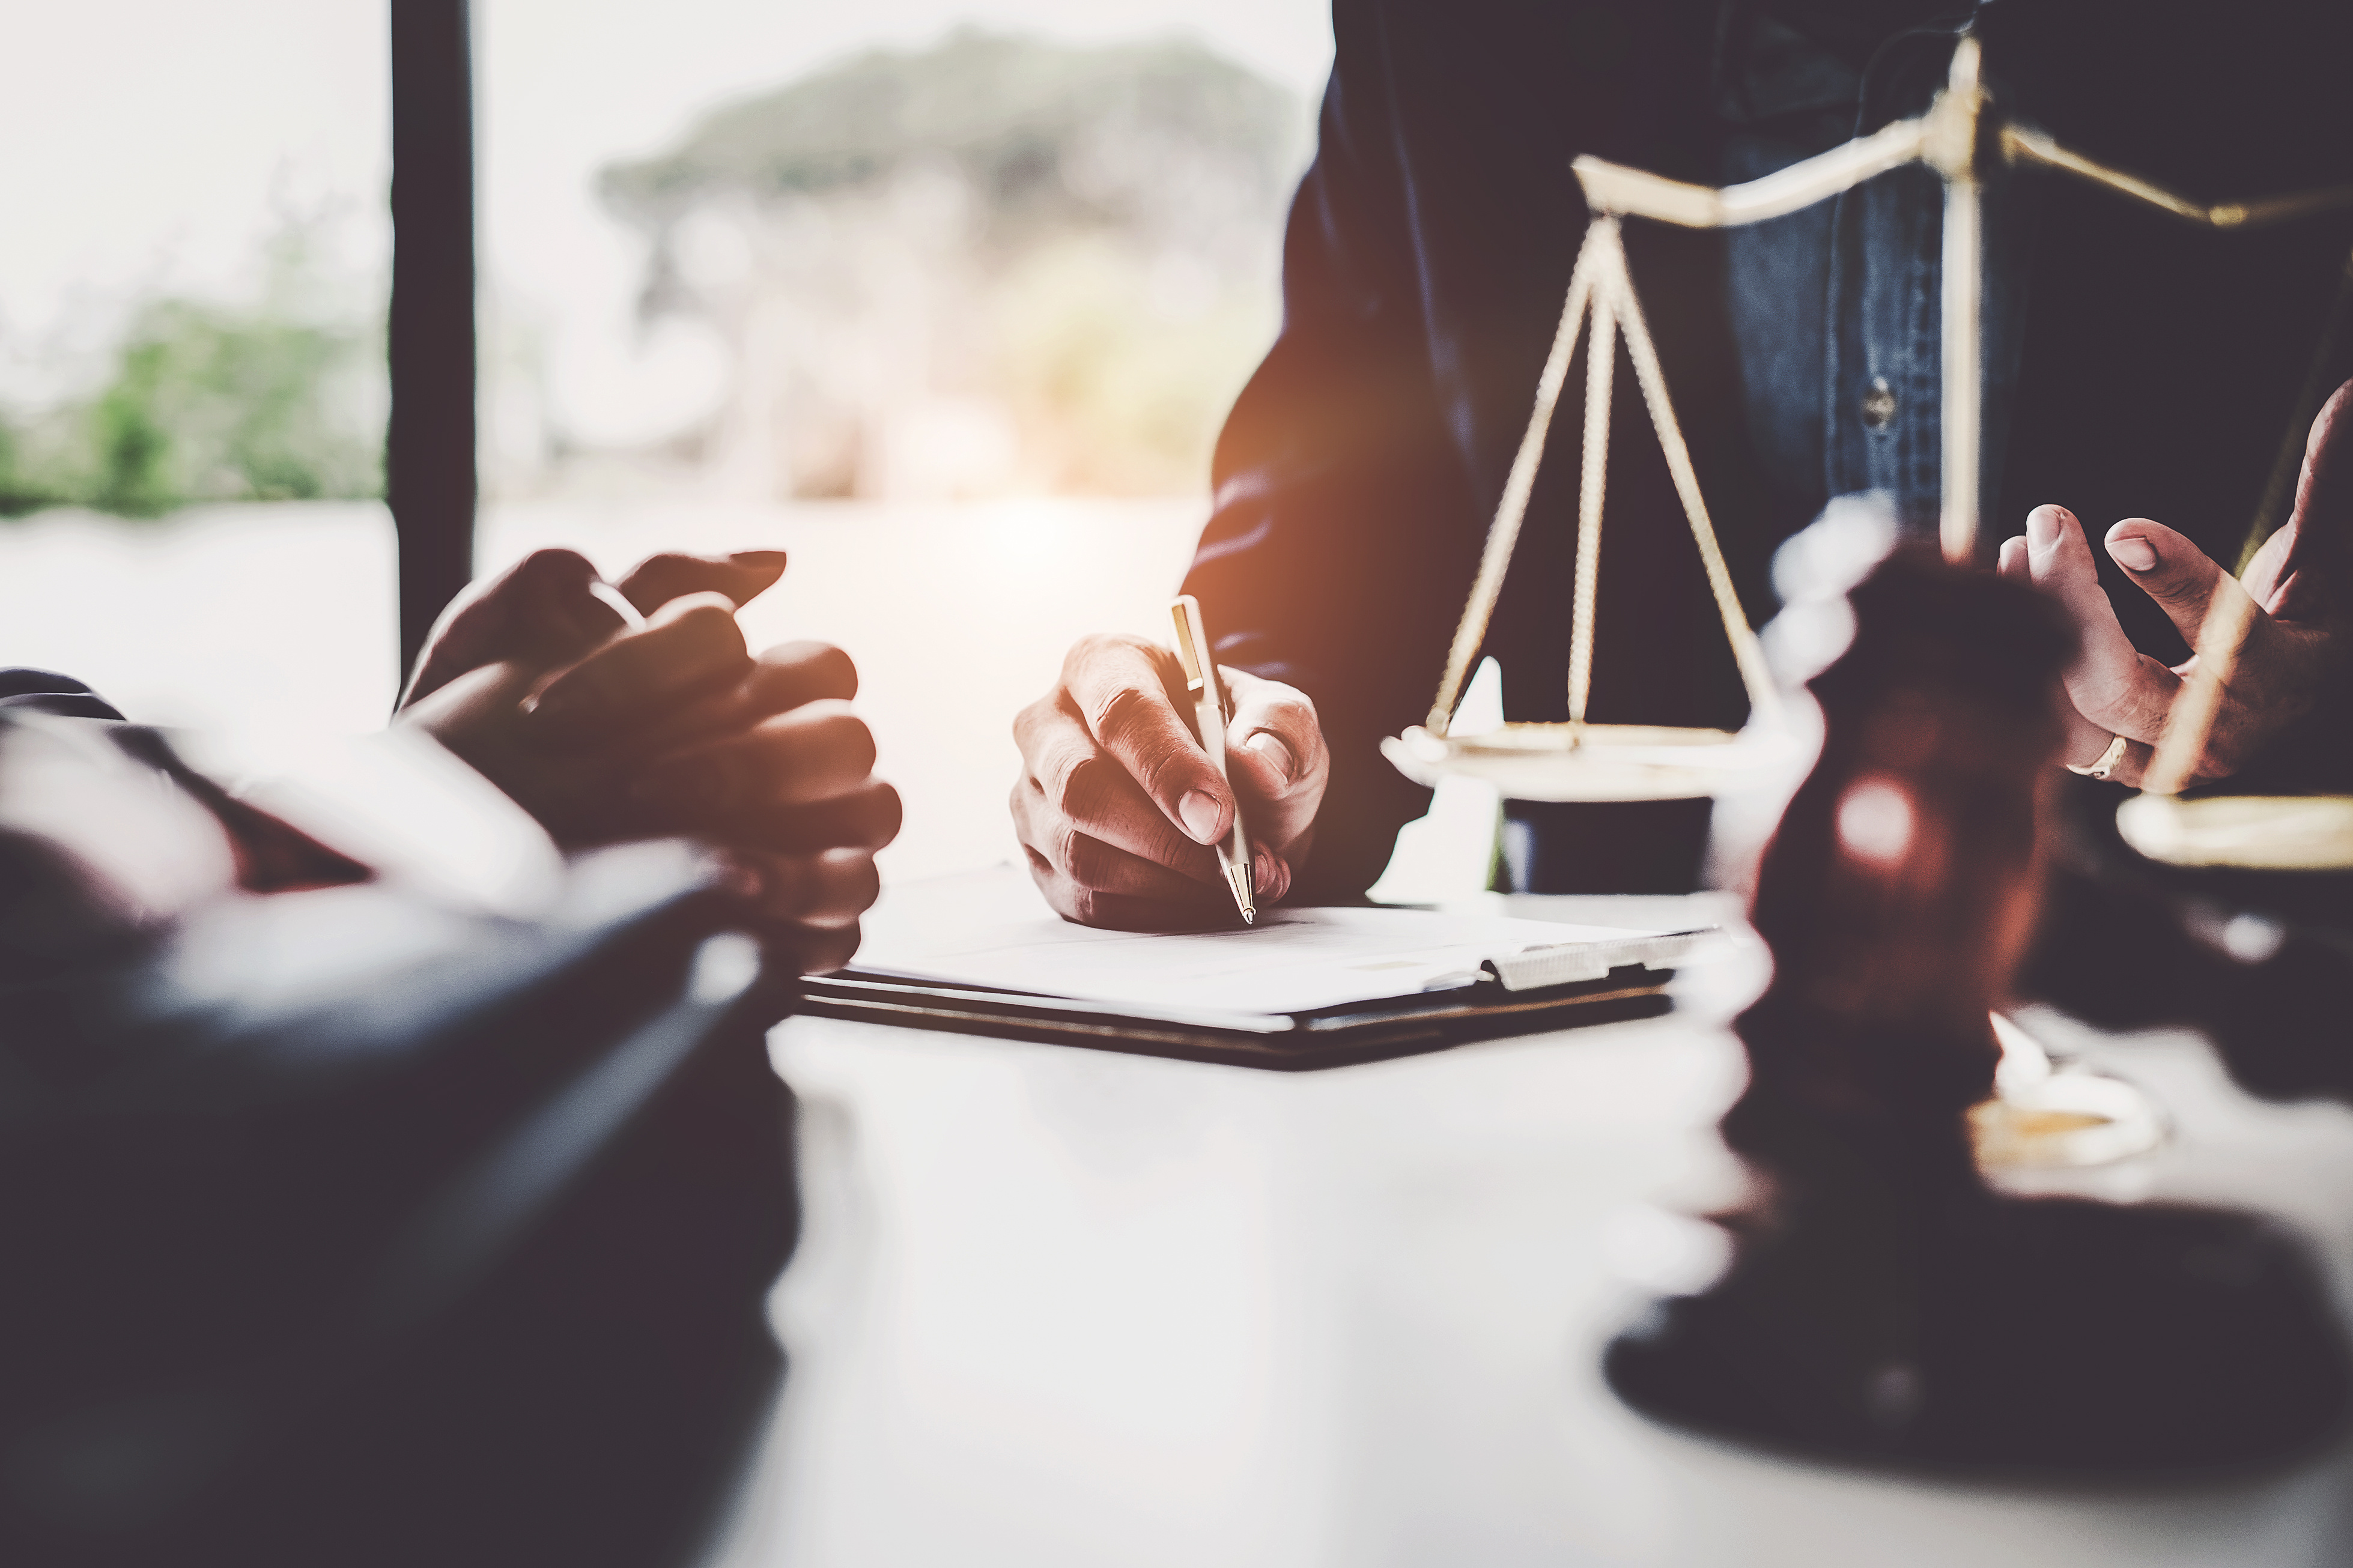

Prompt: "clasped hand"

[2001,381,2353,788]
[398,548,899,973]
[1011,632,1329,928]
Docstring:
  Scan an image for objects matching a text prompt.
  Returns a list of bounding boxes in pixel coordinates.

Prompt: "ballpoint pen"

[1170,595,1257,925]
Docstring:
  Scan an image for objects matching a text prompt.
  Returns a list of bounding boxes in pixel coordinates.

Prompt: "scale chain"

[1425,218,1780,734]
[1425,232,1600,733]
[1603,229,1784,722]
[1566,228,1618,725]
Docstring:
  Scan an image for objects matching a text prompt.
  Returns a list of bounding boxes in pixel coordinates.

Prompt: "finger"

[2253,383,2353,620]
[2024,504,2179,741]
[637,641,863,754]
[1010,775,1215,899]
[401,548,612,706]
[525,592,749,743]
[1020,852,1236,931]
[1055,828,1215,900]
[730,778,902,855]
[2104,518,2235,650]
[1221,670,1323,810]
[2057,708,2121,772]
[2291,381,2353,560]
[1015,696,1219,879]
[2106,519,2290,742]
[748,640,857,710]
[1251,842,1293,904]
[1997,534,2029,583]
[2011,530,2101,764]
[728,847,879,927]
[615,549,789,614]
[2018,528,2142,776]
[1061,635,1233,846]
[633,701,877,829]
[762,919,863,978]
[2096,737,2157,789]
[2027,506,2132,652]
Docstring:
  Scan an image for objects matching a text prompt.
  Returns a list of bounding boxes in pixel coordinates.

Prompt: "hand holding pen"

[1171,595,1257,924]
[1010,608,1331,930]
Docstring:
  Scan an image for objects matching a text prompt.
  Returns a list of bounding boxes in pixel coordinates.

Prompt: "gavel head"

[1754,546,2075,1028]
[1737,545,2076,1143]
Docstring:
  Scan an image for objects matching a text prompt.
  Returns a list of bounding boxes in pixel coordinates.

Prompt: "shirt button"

[1861,377,1898,429]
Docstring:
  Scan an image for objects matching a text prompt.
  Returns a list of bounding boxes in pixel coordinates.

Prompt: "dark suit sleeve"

[1179,0,1724,898]
[1179,4,1483,900]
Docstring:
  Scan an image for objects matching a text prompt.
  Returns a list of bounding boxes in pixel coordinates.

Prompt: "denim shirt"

[1719,8,2008,539]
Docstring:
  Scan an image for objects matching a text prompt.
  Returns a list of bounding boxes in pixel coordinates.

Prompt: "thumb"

[399,548,609,708]
[2106,519,2236,649]
[2268,380,2353,620]
[2292,381,2353,542]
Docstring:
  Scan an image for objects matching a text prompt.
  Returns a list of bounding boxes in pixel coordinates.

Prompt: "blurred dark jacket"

[0,696,795,1567]
[1183,0,2353,895]
[0,668,126,722]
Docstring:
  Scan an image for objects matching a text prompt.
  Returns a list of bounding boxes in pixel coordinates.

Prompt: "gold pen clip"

[1170,595,1210,697]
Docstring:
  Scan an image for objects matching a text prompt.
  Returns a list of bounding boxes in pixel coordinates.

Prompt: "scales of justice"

[1378,34,2353,1473]
[1377,30,2353,1180]
[1382,33,2353,855]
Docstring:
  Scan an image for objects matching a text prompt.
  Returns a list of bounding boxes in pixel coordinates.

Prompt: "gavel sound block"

[1605,549,2353,1478]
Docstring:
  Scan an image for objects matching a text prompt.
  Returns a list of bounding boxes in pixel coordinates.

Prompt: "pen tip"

[1242,910,1255,925]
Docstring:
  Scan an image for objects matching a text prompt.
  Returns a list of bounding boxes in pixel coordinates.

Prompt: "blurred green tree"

[595,30,1307,501]
[1,224,383,519]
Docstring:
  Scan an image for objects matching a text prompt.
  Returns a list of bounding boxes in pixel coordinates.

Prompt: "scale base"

[1605,1196,2351,1479]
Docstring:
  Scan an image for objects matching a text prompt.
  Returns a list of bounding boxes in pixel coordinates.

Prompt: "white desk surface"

[714,895,2353,1567]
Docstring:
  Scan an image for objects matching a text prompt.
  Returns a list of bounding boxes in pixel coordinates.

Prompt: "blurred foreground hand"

[399,548,898,974]
[1010,631,1327,928]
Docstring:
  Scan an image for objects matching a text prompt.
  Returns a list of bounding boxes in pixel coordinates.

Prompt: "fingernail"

[729,549,788,567]
[1243,731,1297,783]
[1179,790,1223,844]
[1254,846,1280,897]
[2027,504,2064,548]
[2110,534,2158,572]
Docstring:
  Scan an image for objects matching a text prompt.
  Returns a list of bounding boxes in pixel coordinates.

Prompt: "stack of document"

[800,867,1711,1067]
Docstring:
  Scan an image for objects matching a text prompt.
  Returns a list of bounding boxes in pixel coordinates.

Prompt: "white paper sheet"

[853,865,1699,1025]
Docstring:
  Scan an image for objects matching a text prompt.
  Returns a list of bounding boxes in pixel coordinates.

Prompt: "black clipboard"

[795,963,1677,1071]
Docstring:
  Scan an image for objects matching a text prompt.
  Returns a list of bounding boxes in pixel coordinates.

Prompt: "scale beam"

[1570,116,1931,231]
[2003,127,2353,231]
